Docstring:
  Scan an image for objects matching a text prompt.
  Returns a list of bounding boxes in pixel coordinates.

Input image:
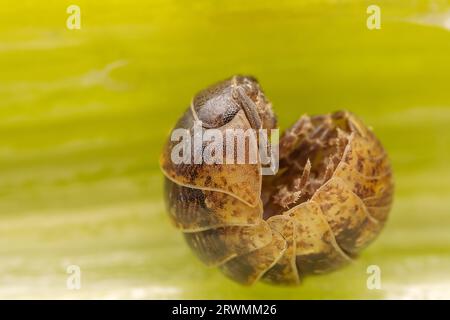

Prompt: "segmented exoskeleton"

[160,76,393,285]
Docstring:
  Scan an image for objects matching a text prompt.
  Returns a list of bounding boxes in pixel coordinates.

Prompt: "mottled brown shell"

[160,75,394,285]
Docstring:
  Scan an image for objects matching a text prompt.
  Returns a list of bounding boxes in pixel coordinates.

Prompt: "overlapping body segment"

[160,76,394,285]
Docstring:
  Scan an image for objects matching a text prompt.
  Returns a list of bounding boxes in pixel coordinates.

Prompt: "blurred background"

[0,0,449,299]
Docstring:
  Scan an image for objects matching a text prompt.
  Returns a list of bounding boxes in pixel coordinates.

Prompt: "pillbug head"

[192,75,276,130]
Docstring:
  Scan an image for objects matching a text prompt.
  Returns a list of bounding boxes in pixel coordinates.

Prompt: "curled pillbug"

[160,75,394,285]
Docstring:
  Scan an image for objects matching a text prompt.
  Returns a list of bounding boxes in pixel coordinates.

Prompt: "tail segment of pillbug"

[160,75,394,285]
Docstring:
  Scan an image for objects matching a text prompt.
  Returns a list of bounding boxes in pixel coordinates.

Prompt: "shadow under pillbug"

[160,75,394,285]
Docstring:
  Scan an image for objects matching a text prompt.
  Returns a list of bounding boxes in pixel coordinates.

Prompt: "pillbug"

[160,75,394,285]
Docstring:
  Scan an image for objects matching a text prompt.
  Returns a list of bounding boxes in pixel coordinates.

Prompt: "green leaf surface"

[0,0,449,299]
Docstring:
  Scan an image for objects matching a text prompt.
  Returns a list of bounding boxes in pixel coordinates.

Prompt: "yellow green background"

[1,0,449,299]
